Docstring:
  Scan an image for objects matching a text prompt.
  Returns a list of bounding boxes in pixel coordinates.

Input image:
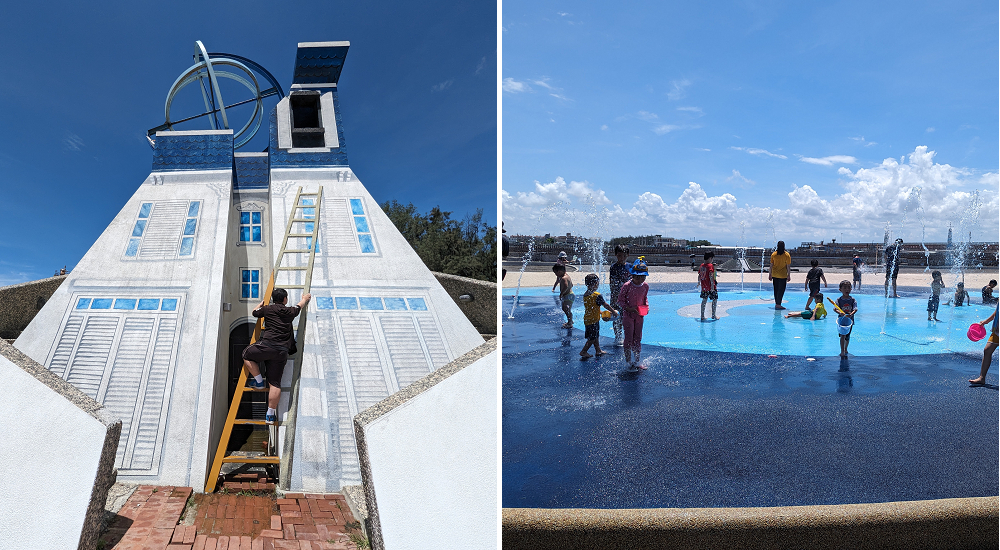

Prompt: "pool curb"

[502,496,998,549]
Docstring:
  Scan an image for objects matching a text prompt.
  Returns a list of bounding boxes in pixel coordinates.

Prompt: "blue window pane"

[184,219,197,236]
[359,297,383,310]
[383,298,407,311]
[138,298,160,310]
[335,297,358,310]
[132,219,147,237]
[354,217,369,233]
[180,237,194,256]
[139,203,152,218]
[91,298,113,309]
[126,238,140,257]
[161,298,178,311]
[240,227,250,242]
[240,211,250,225]
[242,270,251,283]
[251,211,261,224]
[302,207,315,219]
[251,270,259,283]
[306,237,313,250]
[359,234,375,253]
[407,298,427,311]
[188,201,200,217]
[114,299,137,310]
[252,226,261,242]
[350,199,364,215]
[76,298,92,309]
[242,284,250,299]
[302,198,315,206]
[316,297,334,310]
[251,284,259,299]
[304,222,314,233]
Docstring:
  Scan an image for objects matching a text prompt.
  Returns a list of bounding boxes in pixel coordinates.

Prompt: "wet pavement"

[502,286,999,509]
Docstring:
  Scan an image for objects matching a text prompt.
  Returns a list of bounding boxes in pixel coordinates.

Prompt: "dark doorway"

[227,322,266,452]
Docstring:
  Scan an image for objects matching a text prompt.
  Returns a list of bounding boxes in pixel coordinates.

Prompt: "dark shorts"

[809,282,821,296]
[927,295,940,313]
[886,269,899,280]
[585,323,600,341]
[700,289,718,300]
[242,341,288,386]
[853,268,861,281]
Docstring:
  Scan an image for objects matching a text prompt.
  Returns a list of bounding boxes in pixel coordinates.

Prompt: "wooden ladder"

[205,186,323,492]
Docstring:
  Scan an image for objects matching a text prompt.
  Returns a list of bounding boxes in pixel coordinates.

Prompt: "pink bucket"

[637,305,649,316]
[968,323,987,342]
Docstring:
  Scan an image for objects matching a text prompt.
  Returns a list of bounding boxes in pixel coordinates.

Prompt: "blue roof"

[292,42,350,85]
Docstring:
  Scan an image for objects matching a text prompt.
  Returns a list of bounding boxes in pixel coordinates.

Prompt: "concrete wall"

[432,272,496,335]
[0,275,66,339]
[0,340,120,550]
[355,339,497,550]
[503,498,999,550]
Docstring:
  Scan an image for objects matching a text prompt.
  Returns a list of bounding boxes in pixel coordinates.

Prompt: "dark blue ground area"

[502,289,999,509]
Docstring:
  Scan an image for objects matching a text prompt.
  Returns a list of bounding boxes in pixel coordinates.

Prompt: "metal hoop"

[164,58,262,148]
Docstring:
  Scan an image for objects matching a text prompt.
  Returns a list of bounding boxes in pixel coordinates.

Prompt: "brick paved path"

[101,484,361,550]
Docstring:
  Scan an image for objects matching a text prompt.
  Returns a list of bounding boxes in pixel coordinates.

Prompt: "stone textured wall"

[0,275,66,339]
[432,272,497,335]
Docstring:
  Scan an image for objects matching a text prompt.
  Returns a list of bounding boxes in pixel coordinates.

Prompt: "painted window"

[125,200,201,259]
[179,201,201,256]
[311,296,427,312]
[239,211,262,243]
[349,198,376,254]
[241,269,261,300]
[125,202,154,257]
[74,297,178,311]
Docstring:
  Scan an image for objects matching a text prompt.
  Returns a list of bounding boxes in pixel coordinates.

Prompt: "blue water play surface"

[502,283,999,509]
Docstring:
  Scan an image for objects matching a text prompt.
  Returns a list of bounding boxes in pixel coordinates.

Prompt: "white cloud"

[503,78,530,93]
[475,57,486,75]
[431,79,454,92]
[850,136,877,147]
[636,111,659,122]
[926,127,935,133]
[600,125,608,131]
[653,124,682,135]
[532,79,556,90]
[799,155,857,166]
[727,169,755,188]
[501,147,998,245]
[731,146,787,159]
[63,132,83,151]
[694,148,711,152]
[667,79,691,100]
[677,106,703,115]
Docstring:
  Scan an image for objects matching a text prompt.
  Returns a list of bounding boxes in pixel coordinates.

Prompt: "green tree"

[381,200,496,282]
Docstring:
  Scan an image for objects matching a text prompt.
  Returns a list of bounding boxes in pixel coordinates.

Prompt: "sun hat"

[968,323,987,342]
[630,257,649,276]
[557,251,568,258]
[837,315,853,335]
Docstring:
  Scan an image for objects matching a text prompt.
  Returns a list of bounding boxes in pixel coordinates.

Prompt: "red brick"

[270,515,282,530]
[184,525,198,544]
[217,535,230,550]
[166,545,193,550]
[296,533,320,541]
[273,541,299,550]
[259,529,284,539]
[285,493,305,499]
[310,511,332,519]
[172,526,187,543]
[280,510,302,518]
[192,534,208,550]
[204,537,218,550]
[262,538,275,550]
[294,525,317,534]
[279,504,300,513]
[252,538,264,550]
[225,506,237,519]
[276,499,297,506]
[240,535,253,549]
[283,523,295,539]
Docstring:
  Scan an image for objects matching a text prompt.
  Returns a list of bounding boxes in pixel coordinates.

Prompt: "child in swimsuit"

[553,264,574,328]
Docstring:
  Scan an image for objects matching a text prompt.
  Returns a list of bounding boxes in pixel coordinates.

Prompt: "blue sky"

[502,1,998,248]
[0,0,495,285]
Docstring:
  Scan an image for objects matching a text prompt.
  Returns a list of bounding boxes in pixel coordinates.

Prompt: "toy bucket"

[837,315,853,335]
[968,323,987,342]
[601,310,613,322]
[637,305,649,316]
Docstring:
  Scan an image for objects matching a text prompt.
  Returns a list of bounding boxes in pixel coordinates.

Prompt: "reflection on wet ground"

[502,285,999,509]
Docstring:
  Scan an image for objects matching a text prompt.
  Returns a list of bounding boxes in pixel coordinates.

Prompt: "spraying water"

[507,202,564,319]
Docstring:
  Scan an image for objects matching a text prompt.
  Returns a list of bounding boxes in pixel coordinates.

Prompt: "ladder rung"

[277,285,305,289]
[233,419,272,426]
[282,249,313,253]
[222,455,280,464]
[288,234,315,237]
[276,266,308,270]
[243,386,269,392]
[291,218,315,222]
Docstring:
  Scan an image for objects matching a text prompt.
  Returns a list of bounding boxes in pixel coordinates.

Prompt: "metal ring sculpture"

[148,41,284,150]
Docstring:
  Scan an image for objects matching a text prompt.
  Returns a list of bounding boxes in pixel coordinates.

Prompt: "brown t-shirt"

[253,303,301,347]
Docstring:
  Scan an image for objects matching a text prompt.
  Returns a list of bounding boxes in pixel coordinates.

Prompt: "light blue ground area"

[504,284,995,357]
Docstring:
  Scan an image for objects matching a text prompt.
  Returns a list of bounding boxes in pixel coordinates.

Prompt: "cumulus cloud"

[503,78,529,93]
[799,155,857,166]
[501,147,998,245]
[731,146,787,159]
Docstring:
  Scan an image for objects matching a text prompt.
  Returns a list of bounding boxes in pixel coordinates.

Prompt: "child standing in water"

[617,257,650,370]
[698,251,719,321]
[969,304,999,385]
[835,280,858,358]
[580,273,618,358]
[552,264,574,328]
[927,271,945,322]
[804,259,828,310]
[609,244,631,344]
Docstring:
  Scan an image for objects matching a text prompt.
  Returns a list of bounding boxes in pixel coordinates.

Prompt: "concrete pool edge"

[502,496,998,549]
